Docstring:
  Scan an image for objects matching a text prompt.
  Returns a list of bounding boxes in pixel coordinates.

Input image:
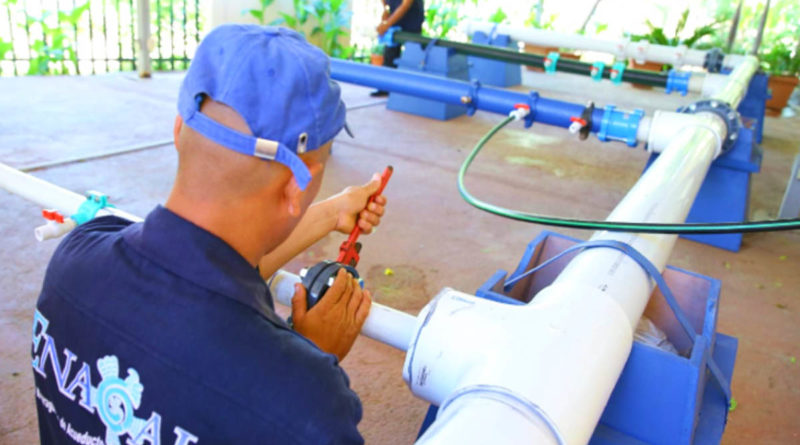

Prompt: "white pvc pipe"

[463,21,709,67]
[0,162,417,351]
[269,270,417,351]
[0,162,142,223]
[638,111,725,157]
[638,56,759,157]
[410,56,758,445]
[711,55,759,108]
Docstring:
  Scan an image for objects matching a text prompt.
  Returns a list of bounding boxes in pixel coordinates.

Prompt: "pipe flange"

[299,260,361,309]
[677,99,741,155]
[703,48,724,73]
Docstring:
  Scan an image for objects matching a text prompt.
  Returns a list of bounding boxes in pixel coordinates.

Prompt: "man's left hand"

[328,172,387,235]
[376,21,390,37]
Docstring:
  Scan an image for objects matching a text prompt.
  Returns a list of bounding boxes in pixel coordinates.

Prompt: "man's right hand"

[291,268,372,361]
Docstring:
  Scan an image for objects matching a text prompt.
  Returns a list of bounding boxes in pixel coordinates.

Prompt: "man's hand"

[377,21,391,37]
[291,269,372,361]
[328,173,387,235]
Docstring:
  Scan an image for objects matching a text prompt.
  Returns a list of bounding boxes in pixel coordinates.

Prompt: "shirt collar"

[122,205,289,329]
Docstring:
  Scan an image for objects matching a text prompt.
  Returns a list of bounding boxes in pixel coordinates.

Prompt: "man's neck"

[165,193,280,267]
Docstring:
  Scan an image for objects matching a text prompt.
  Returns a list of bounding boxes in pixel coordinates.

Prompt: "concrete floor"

[1,69,798,444]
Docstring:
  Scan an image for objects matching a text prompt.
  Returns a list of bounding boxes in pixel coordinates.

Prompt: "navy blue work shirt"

[387,0,424,33]
[31,205,364,445]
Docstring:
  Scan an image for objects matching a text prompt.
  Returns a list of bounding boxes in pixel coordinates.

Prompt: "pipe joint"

[665,69,691,96]
[678,99,741,155]
[597,105,644,147]
[704,48,724,73]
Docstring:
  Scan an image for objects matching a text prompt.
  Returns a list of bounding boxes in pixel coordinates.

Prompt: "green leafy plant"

[524,9,557,30]
[487,7,507,25]
[630,8,722,49]
[243,0,275,25]
[305,0,352,58]
[760,39,800,77]
[0,37,11,75]
[273,0,310,30]
[423,0,476,39]
[24,1,90,75]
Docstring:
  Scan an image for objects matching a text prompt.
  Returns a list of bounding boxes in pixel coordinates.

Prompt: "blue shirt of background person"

[31,24,389,445]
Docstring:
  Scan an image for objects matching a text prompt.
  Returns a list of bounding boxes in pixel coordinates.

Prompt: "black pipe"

[392,31,669,88]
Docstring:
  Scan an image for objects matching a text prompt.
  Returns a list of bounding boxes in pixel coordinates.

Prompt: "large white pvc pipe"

[463,21,742,69]
[269,270,417,351]
[411,56,758,445]
[0,162,417,351]
[638,55,759,156]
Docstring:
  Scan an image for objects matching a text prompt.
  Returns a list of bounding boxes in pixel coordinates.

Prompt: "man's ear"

[173,115,183,147]
[283,175,303,218]
[283,162,324,217]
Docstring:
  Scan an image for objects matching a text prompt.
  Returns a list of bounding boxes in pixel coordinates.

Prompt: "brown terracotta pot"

[559,52,581,61]
[370,53,384,66]
[766,74,799,116]
[523,43,558,72]
[628,60,665,90]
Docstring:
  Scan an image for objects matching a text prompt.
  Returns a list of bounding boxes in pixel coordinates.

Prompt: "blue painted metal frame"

[736,72,769,144]
[386,42,471,121]
[468,32,521,87]
[416,231,737,444]
[330,59,606,131]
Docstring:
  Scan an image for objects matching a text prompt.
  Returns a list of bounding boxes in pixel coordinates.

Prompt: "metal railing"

[0,0,203,76]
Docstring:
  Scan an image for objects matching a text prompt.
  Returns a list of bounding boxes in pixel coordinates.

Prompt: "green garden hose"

[457,116,800,234]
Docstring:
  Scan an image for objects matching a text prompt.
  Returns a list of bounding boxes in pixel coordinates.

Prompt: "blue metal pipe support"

[330,59,607,131]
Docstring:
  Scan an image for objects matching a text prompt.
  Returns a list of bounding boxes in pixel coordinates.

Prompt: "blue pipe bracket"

[610,62,626,85]
[597,105,644,147]
[591,62,605,82]
[72,191,113,225]
[544,52,560,74]
[665,69,691,96]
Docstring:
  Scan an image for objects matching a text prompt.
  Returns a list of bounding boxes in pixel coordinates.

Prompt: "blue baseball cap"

[178,24,347,190]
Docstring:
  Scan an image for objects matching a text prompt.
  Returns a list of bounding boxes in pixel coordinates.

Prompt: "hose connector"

[509,103,530,121]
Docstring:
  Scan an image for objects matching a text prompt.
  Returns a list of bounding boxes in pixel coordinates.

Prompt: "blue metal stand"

[387,42,470,121]
[643,126,761,252]
[417,231,737,444]
[736,72,769,144]
[467,31,521,87]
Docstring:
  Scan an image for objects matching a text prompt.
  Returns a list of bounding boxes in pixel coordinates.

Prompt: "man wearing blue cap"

[31,25,384,444]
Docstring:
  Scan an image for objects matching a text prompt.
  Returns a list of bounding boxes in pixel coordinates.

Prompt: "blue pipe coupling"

[597,105,644,147]
[665,69,691,96]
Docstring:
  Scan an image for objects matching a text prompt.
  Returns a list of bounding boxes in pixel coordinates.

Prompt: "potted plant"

[370,43,385,66]
[760,39,800,115]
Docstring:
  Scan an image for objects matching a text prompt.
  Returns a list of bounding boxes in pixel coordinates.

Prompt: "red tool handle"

[337,166,393,266]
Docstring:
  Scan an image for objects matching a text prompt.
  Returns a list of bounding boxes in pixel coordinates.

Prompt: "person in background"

[372,0,425,97]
